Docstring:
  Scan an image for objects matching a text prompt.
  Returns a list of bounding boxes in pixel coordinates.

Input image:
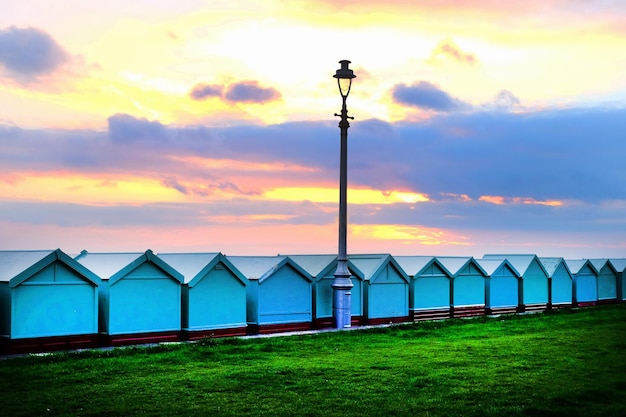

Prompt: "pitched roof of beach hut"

[394,256,453,277]
[287,254,365,280]
[483,254,549,277]
[0,249,100,287]
[588,259,618,274]
[475,258,521,277]
[564,259,599,275]
[226,255,313,283]
[609,258,626,273]
[156,252,246,287]
[436,256,488,277]
[348,254,410,282]
[74,249,183,284]
[538,257,571,278]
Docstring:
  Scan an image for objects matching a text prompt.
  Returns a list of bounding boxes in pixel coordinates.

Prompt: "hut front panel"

[412,277,449,310]
[11,264,97,338]
[551,264,573,305]
[187,267,246,330]
[258,265,311,325]
[368,265,408,319]
[522,261,549,305]
[315,277,334,319]
[488,274,518,308]
[453,275,485,307]
[575,267,598,303]
[108,277,181,335]
[597,267,617,301]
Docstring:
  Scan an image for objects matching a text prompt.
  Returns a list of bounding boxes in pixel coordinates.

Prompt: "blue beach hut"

[609,259,626,301]
[394,256,452,321]
[484,254,549,312]
[287,254,365,328]
[438,257,488,317]
[565,259,598,306]
[348,254,410,325]
[588,259,618,304]
[157,252,248,339]
[75,250,183,345]
[226,256,313,334]
[539,257,573,309]
[0,250,101,354]
[476,258,521,315]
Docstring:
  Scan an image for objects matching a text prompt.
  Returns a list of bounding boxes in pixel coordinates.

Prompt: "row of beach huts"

[1,249,624,354]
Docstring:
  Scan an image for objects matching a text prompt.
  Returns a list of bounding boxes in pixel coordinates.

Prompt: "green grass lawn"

[1,305,625,417]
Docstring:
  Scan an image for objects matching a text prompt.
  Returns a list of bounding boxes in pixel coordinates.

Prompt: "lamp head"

[333,60,356,98]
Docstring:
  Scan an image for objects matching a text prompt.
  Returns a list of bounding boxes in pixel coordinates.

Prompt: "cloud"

[484,89,521,109]
[391,81,468,111]
[428,39,478,66]
[224,81,282,104]
[0,26,69,83]
[188,80,282,104]
[107,113,169,143]
[189,83,224,101]
[3,107,626,208]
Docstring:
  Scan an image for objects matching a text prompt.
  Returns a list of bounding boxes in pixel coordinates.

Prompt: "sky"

[1,0,626,259]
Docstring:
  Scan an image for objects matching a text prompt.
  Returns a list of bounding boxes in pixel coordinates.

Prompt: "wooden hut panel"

[367,264,408,320]
[187,265,246,331]
[257,264,312,325]
[522,261,549,306]
[413,276,449,310]
[576,264,598,304]
[108,278,180,334]
[12,263,97,339]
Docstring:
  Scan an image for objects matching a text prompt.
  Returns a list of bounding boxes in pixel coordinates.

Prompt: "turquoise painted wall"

[597,266,617,301]
[367,264,408,319]
[453,263,485,307]
[107,262,181,335]
[487,268,518,308]
[412,276,449,310]
[411,263,449,311]
[257,265,311,325]
[551,264,573,305]
[11,263,97,339]
[315,274,362,319]
[522,261,549,305]
[575,265,597,303]
[186,265,246,330]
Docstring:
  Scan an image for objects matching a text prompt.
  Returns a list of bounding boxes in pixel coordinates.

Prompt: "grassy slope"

[1,305,625,417]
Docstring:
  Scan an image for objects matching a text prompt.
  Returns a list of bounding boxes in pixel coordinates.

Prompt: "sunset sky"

[1,0,625,258]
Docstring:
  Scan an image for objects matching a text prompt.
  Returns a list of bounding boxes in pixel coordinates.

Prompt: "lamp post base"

[332,272,353,329]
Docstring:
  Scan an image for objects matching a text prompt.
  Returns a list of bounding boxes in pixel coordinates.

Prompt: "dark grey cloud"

[3,107,626,207]
[161,177,188,194]
[0,26,69,82]
[2,106,626,242]
[189,83,223,101]
[188,80,281,104]
[224,81,281,104]
[392,81,467,111]
[107,113,169,143]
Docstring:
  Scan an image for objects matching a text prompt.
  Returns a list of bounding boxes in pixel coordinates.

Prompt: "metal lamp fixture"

[331,60,356,329]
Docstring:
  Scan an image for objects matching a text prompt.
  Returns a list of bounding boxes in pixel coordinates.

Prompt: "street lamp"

[332,60,356,329]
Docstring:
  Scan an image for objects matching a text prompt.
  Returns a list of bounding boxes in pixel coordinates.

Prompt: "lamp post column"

[332,60,355,329]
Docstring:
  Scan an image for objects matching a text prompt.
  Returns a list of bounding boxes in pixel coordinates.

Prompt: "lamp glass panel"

[338,78,352,97]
